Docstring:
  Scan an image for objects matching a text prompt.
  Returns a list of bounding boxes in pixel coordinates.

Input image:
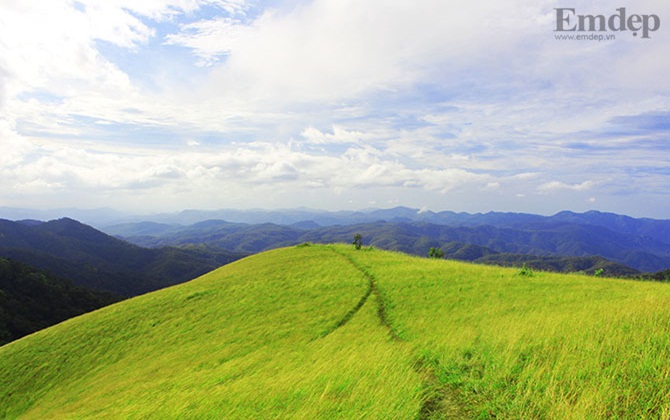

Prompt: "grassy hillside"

[2,244,670,418]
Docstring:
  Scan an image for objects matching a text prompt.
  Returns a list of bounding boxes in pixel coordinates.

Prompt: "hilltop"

[2,244,670,418]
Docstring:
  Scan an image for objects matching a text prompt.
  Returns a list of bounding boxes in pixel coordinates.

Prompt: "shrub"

[517,264,534,277]
[428,247,445,259]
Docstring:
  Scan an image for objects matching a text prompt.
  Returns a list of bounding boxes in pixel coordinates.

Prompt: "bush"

[517,264,534,277]
[428,247,445,259]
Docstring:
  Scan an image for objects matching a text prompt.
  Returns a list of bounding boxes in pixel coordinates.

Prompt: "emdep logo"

[555,8,661,39]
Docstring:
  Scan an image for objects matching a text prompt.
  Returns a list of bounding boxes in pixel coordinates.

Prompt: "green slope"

[2,244,670,418]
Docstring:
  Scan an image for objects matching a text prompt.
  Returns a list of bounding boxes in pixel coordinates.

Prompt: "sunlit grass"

[348,247,670,418]
[0,245,419,419]
[2,243,670,418]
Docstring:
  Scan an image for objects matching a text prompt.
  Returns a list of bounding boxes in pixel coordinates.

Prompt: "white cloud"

[189,0,556,107]
[300,126,367,145]
[1,0,669,217]
[0,121,35,167]
[0,133,499,212]
[165,16,250,66]
[538,180,596,192]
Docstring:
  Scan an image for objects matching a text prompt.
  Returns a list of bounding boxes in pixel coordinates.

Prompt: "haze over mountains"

[95,207,670,273]
[3,206,669,235]
[2,207,670,274]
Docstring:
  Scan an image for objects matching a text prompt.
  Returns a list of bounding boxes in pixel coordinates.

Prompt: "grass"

[2,244,670,418]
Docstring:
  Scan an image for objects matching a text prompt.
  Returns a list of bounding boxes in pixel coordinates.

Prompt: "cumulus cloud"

[538,181,596,192]
[1,132,498,211]
[300,126,368,145]
[187,0,558,108]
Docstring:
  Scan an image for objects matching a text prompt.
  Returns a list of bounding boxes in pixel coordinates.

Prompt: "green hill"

[2,244,670,418]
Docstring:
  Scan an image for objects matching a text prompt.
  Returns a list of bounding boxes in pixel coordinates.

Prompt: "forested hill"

[0,218,246,296]
[0,258,121,345]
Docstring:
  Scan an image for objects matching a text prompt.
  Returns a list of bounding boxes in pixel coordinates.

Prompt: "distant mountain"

[0,258,121,345]
[6,207,670,273]
[300,221,668,273]
[8,206,667,235]
[100,221,180,237]
[0,218,246,296]
[106,216,669,274]
[137,207,667,230]
[131,206,541,227]
[99,206,670,231]
[475,254,639,277]
[550,210,670,244]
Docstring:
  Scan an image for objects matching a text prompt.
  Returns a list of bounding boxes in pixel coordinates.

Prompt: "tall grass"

[2,244,670,418]
[0,245,420,419]
[346,247,670,418]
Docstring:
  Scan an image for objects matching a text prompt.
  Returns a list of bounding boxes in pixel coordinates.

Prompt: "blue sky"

[1,0,669,218]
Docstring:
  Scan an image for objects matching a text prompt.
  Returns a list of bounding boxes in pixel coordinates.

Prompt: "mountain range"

[101,207,670,273]
[2,207,670,344]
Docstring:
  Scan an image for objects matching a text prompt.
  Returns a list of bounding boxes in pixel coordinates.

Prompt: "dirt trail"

[326,247,401,340]
[324,246,463,418]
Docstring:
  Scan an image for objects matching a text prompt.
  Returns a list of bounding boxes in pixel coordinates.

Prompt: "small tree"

[353,234,363,250]
[428,247,444,259]
[517,263,534,277]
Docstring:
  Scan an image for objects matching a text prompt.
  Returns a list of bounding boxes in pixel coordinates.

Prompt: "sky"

[1,0,669,218]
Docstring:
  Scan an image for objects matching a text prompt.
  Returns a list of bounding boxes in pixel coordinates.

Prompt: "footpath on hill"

[328,246,467,419]
[323,247,400,340]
